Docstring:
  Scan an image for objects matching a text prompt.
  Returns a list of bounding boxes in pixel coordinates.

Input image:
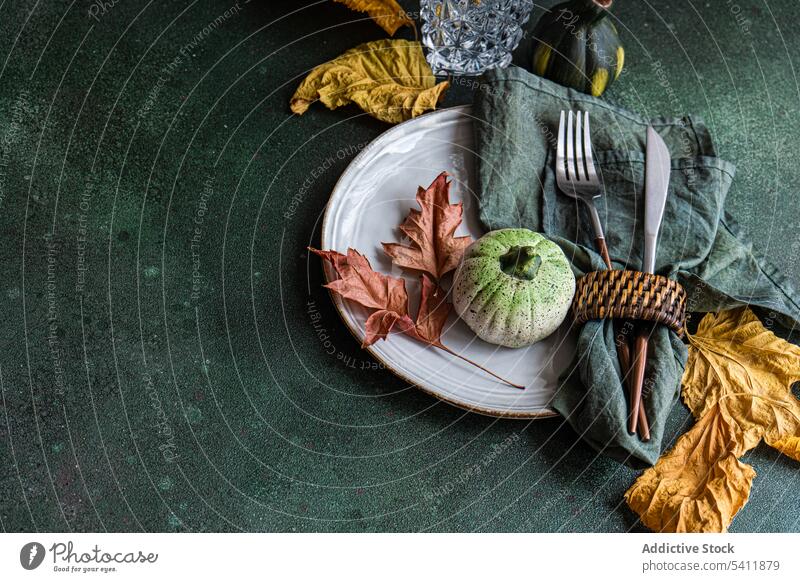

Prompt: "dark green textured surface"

[0,0,797,532]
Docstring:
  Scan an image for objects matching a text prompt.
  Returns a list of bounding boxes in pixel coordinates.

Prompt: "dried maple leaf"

[393,273,451,347]
[682,307,800,459]
[625,307,800,532]
[311,247,522,388]
[333,0,414,36]
[364,310,408,347]
[382,172,472,280]
[407,274,451,345]
[401,274,517,385]
[312,248,408,315]
[290,39,449,125]
[310,248,408,347]
[624,402,755,532]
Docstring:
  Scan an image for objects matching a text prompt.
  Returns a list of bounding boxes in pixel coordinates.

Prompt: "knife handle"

[616,326,650,440]
[595,236,650,440]
[629,328,651,435]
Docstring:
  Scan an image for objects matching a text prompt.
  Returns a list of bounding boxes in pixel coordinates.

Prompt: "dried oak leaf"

[625,307,800,532]
[290,39,449,125]
[682,307,800,460]
[333,0,414,36]
[382,172,472,280]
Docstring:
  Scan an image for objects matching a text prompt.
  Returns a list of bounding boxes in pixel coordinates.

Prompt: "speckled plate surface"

[321,106,577,418]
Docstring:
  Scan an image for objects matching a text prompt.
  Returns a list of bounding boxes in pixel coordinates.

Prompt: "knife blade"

[629,127,672,437]
[642,126,671,274]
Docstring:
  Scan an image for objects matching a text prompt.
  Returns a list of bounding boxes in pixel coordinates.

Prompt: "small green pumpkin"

[452,229,576,348]
[530,0,624,97]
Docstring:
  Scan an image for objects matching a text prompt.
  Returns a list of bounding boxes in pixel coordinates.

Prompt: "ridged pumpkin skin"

[530,0,624,96]
[452,229,576,348]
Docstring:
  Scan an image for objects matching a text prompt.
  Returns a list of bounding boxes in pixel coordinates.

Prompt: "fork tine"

[575,111,585,182]
[566,111,575,181]
[556,110,566,180]
[583,111,598,183]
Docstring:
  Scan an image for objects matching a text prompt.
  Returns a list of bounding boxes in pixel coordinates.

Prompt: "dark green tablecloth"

[0,0,798,532]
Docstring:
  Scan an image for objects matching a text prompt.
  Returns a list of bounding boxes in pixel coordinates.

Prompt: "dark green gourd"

[530,0,623,96]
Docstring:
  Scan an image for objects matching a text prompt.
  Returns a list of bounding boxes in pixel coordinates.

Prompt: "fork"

[555,110,650,440]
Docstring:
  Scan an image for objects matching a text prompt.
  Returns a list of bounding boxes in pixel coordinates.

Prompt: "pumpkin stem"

[436,343,526,390]
[499,245,543,281]
[574,0,612,23]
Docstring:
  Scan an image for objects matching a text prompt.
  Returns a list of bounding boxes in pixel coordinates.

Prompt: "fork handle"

[594,237,612,269]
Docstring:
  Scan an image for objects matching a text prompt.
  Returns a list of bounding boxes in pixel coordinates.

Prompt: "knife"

[629,127,671,437]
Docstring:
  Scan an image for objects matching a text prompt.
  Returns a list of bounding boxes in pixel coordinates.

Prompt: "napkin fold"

[473,67,800,467]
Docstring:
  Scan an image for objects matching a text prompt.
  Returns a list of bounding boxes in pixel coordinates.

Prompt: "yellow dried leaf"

[683,307,800,458]
[290,39,449,125]
[626,307,800,532]
[333,0,414,36]
[769,435,800,460]
[624,402,756,533]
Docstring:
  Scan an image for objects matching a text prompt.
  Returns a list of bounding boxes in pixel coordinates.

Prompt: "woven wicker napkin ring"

[571,270,688,337]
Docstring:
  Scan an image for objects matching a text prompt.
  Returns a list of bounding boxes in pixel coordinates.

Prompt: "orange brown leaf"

[364,309,408,347]
[399,274,452,346]
[310,247,408,316]
[311,248,450,347]
[382,172,472,280]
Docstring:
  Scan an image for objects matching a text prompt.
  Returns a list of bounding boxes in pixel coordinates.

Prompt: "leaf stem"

[435,343,526,390]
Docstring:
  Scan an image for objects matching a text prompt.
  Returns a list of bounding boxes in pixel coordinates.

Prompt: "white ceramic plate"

[321,106,576,418]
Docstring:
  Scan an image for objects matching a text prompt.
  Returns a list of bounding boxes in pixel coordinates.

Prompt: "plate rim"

[320,105,559,420]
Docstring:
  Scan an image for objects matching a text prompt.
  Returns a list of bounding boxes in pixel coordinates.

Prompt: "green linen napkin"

[472,66,800,467]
